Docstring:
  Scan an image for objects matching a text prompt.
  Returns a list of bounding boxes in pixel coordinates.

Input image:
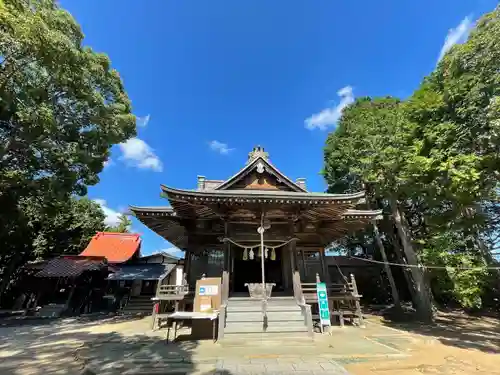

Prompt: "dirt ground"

[345,311,500,375]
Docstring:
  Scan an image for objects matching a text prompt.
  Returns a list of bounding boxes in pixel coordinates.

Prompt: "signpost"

[316,282,331,333]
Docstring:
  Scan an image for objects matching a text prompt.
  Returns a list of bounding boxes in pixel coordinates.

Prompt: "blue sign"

[199,287,206,295]
[316,282,331,326]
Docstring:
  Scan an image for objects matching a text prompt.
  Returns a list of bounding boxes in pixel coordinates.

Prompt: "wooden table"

[162,311,219,343]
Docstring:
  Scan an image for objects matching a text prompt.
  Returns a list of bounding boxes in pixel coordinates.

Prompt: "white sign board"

[199,285,219,296]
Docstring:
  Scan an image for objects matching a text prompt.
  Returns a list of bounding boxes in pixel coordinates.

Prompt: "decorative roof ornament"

[247,146,269,164]
[256,161,265,174]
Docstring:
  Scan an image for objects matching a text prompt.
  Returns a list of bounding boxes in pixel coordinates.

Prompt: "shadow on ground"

[0,315,233,375]
[374,308,500,354]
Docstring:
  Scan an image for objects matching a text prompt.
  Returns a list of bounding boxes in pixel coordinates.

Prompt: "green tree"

[323,6,500,312]
[0,0,136,305]
[324,97,433,320]
[105,214,132,233]
[0,196,106,304]
[0,0,135,198]
[400,5,500,309]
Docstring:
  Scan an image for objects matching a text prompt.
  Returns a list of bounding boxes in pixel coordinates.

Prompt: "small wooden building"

[31,232,182,316]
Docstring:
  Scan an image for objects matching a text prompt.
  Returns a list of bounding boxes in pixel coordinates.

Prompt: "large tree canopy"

[324,6,500,312]
[0,0,136,198]
[0,0,136,305]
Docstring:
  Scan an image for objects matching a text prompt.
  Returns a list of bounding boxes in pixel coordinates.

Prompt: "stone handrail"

[221,270,230,304]
[218,270,230,341]
[292,271,305,305]
[292,270,314,338]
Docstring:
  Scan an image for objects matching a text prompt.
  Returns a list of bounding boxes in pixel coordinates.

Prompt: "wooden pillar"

[300,248,306,278]
[289,221,298,272]
[223,221,230,271]
[293,247,299,271]
[64,283,76,312]
[319,248,331,284]
[350,273,364,326]
[281,245,290,290]
[184,247,193,287]
[223,220,231,294]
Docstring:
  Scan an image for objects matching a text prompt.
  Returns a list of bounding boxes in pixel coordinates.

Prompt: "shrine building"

[130,146,382,297]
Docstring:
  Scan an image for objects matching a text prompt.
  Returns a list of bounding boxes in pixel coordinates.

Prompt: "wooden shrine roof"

[129,146,382,249]
[160,185,366,201]
[214,150,307,192]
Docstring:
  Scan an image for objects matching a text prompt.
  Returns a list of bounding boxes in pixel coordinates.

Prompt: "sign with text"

[194,277,221,313]
[316,282,331,326]
[199,285,218,296]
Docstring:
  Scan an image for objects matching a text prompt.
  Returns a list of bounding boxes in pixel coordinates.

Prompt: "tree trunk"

[390,231,418,304]
[390,197,433,322]
[0,253,22,306]
[373,223,401,309]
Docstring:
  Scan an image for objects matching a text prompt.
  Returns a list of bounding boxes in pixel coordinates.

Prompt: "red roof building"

[79,232,142,263]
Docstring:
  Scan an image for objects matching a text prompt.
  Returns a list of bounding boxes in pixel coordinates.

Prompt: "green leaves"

[323,6,500,310]
[0,1,136,303]
[0,0,136,198]
[105,214,132,233]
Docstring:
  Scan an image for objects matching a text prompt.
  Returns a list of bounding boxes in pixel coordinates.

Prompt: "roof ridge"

[214,156,307,192]
[97,231,140,237]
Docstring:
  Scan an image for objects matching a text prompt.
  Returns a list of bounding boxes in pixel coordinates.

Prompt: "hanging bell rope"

[222,237,298,261]
[222,237,298,260]
[222,237,299,250]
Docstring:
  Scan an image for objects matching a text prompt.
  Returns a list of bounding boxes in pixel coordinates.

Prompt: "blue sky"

[60,0,497,256]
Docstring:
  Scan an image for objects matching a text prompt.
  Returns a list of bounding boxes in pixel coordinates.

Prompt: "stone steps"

[121,297,154,315]
[223,297,311,342]
[227,300,301,313]
[224,323,308,334]
[226,311,304,322]
[221,332,316,347]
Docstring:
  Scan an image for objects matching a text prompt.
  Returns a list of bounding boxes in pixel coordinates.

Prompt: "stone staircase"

[121,295,154,315]
[221,296,313,346]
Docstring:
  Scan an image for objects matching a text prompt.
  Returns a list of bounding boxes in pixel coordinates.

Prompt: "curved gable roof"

[214,156,307,192]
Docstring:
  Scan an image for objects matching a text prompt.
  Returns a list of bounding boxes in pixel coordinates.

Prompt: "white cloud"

[304,85,355,130]
[209,140,234,155]
[438,16,474,62]
[119,137,163,171]
[103,158,114,168]
[94,199,122,227]
[136,114,151,128]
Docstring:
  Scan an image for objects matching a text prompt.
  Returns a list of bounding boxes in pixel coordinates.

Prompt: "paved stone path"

[0,315,415,374]
[215,357,349,374]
